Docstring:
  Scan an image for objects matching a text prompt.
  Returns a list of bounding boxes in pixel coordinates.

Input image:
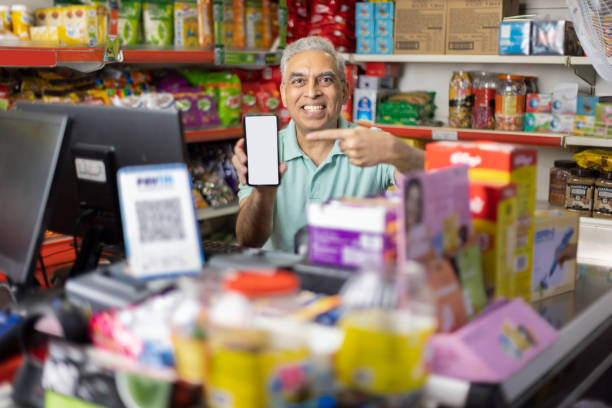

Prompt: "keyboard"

[201,240,243,258]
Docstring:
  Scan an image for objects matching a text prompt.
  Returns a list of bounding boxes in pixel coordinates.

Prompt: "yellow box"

[60,6,98,46]
[531,209,579,301]
[29,25,59,43]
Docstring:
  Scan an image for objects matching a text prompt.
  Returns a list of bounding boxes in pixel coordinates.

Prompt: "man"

[232,36,424,252]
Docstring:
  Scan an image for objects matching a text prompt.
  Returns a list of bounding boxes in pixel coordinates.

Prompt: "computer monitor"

[0,110,68,292]
[16,102,187,276]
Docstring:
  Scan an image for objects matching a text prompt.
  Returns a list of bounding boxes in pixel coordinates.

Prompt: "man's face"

[280,50,348,136]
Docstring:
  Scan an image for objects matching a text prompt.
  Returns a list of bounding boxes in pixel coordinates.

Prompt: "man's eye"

[292,78,305,86]
[319,77,333,84]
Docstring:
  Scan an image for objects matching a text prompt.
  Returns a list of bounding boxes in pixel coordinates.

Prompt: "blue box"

[498,21,531,55]
[374,1,394,20]
[357,35,375,54]
[356,2,375,20]
[375,35,393,54]
[356,19,375,37]
[375,18,393,37]
[577,96,599,116]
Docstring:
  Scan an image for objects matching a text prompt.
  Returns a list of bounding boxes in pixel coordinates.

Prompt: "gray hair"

[280,36,346,84]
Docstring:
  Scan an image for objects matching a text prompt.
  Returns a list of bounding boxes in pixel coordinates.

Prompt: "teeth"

[304,105,324,111]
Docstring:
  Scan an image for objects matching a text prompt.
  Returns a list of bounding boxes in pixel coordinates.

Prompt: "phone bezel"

[243,113,281,187]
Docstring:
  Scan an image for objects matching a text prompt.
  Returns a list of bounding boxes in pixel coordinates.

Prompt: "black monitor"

[16,102,187,276]
[0,110,68,293]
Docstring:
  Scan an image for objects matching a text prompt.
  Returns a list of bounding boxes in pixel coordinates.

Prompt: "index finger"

[306,128,355,141]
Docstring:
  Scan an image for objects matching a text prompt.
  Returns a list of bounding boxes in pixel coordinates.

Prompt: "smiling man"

[232,36,424,252]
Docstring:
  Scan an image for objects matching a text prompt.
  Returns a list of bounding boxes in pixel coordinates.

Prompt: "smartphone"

[243,114,280,186]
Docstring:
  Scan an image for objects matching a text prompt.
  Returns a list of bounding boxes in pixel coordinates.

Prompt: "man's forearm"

[235,189,276,247]
[386,136,425,173]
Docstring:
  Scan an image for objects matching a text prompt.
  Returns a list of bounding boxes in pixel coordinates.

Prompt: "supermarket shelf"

[0,44,104,68]
[196,204,239,221]
[564,135,612,148]
[119,47,215,64]
[344,53,576,65]
[375,124,563,147]
[184,126,242,143]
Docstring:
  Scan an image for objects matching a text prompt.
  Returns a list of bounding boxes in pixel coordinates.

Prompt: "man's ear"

[280,82,287,108]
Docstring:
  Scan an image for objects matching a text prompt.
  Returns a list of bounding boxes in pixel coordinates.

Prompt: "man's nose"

[305,79,321,97]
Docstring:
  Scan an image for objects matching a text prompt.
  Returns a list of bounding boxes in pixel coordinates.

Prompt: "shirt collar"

[284,116,350,161]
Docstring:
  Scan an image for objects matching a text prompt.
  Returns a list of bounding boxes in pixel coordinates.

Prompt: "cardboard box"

[374,1,394,20]
[307,198,398,268]
[524,113,552,132]
[577,96,599,116]
[356,35,375,54]
[375,35,394,54]
[426,141,537,301]
[531,210,579,301]
[498,20,531,55]
[394,0,446,54]
[526,93,552,113]
[446,0,520,55]
[469,181,517,298]
[375,18,393,37]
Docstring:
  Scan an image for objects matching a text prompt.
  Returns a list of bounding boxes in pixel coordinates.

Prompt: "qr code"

[135,198,185,243]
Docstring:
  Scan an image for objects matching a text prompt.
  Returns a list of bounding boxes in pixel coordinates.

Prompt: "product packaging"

[374,18,393,37]
[526,93,552,113]
[356,2,374,20]
[118,0,142,45]
[358,75,395,90]
[552,82,578,115]
[550,114,575,134]
[532,209,579,301]
[353,88,378,124]
[574,115,596,136]
[531,20,583,56]
[307,198,399,269]
[498,20,531,55]
[356,35,375,54]
[394,0,446,54]
[397,165,473,264]
[365,62,401,77]
[196,0,213,47]
[577,96,599,116]
[374,1,394,19]
[356,17,374,37]
[375,35,393,54]
[469,181,517,298]
[430,298,559,382]
[143,0,174,45]
[595,103,612,137]
[446,0,520,55]
[453,243,488,318]
[11,5,33,40]
[427,258,469,333]
[426,141,537,301]
[61,5,99,46]
[524,113,552,132]
[174,0,198,47]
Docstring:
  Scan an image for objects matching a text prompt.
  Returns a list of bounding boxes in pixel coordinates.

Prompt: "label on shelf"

[432,129,458,141]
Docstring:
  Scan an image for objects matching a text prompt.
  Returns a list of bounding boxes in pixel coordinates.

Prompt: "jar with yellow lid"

[565,167,597,216]
[593,171,612,219]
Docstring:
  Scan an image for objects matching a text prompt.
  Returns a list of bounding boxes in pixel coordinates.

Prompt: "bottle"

[449,71,473,128]
[495,74,527,131]
[565,167,597,216]
[472,71,496,129]
[549,160,576,206]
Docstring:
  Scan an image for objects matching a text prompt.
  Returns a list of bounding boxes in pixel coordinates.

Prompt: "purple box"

[307,198,399,268]
[397,165,472,263]
[430,298,559,382]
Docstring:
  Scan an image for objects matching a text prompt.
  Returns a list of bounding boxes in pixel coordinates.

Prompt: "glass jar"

[495,74,527,131]
[472,72,496,129]
[449,71,473,128]
[565,167,597,216]
[549,160,576,206]
[593,171,612,219]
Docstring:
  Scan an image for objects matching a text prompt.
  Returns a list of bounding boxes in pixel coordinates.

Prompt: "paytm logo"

[450,151,482,168]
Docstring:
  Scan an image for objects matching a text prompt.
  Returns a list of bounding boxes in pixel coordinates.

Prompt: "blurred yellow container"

[35,7,62,27]
[0,5,11,33]
[30,25,59,43]
[11,5,33,40]
[60,5,98,45]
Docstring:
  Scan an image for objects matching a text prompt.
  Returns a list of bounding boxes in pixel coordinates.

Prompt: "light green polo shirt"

[238,117,396,252]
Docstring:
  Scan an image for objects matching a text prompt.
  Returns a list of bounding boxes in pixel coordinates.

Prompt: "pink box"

[430,298,559,382]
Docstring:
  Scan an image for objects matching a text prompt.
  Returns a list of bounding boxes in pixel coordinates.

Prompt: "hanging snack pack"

[174,0,198,47]
[143,0,173,45]
[118,0,141,45]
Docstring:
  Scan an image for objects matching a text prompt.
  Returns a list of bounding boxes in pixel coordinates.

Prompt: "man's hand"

[232,138,287,189]
[306,127,424,173]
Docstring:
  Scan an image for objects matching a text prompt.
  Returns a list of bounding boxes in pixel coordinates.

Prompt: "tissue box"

[552,83,578,115]
[426,141,537,301]
[531,210,579,301]
[526,93,552,113]
[374,1,394,19]
[469,181,517,298]
[375,35,394,54]
[430,298,559,382]
[498,21,531,55]
[307,198,398,268]
[531,20,583,56]
[574,115,595,135]
[550,114,575,134]
[356,36,375,54]
[577,96,599,116]
[524,113,552,132]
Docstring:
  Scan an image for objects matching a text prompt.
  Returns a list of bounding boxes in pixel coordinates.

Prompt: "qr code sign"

[135,198,185,243]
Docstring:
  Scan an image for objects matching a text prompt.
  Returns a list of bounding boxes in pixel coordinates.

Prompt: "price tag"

[432,130,458,141]
[117,163,203,279]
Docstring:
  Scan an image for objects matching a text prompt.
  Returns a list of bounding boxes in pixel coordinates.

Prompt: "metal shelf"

[564,135,612,148]
[344,54,576,65]
[184,126,242,143]
[196,204,239,221]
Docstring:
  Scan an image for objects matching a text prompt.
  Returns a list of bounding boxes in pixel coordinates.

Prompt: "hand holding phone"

[242,114,280,186]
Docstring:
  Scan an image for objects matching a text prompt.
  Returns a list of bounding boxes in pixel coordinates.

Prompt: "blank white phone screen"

[246,115,279,185]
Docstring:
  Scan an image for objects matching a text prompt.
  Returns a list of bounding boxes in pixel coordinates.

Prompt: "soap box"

[307,197,398,269]
[430,298,559,382]
[426,141,537,302]
[526,93,552,113]
[524,113,552,132]
[498,21,531,55]
[469,181,517,298]
[374,1,394,19]
[531,209,579,301]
